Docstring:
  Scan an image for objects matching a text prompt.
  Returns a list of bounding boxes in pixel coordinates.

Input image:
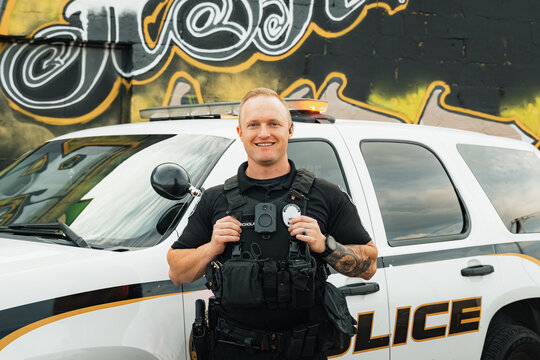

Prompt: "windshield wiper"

[3,222,92,249]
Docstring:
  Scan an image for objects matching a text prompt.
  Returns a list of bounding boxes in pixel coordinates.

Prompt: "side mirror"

[150,163,201,200]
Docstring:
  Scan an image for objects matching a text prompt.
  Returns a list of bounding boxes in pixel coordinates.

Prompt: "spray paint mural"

[0,0,539,168]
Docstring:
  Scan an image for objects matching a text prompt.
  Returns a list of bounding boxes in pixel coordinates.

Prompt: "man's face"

[237,95,293,168]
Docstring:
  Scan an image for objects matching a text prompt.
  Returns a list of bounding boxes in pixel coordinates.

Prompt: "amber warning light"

[286,99,328,113]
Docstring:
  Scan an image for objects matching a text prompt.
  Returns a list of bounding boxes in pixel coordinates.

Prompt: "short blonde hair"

[238,88,291,125]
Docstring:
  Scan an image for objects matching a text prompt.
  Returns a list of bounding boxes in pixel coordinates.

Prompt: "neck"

[245,159,291,180]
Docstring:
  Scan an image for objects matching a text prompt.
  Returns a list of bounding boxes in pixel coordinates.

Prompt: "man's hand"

[288,215,326,253]
[167,215,241,285]
[209,215,242,257]
[288,215,377,280]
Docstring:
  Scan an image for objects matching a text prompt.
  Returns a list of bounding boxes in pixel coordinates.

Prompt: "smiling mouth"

[256,143,274,147]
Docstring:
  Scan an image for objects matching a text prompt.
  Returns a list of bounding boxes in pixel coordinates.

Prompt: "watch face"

[327,235,337,251]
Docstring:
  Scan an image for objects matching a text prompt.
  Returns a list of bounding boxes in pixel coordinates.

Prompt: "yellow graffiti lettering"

[500,97,540,138]
[143,0,175,50]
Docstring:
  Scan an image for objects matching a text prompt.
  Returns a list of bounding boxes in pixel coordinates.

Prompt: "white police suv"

[0,100,539,360]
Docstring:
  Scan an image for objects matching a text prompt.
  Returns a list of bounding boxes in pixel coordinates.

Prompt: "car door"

[340,128,502,360]
[287,127,390,360]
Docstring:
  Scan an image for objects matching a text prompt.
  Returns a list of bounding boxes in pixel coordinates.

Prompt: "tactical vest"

[205,169,326,310]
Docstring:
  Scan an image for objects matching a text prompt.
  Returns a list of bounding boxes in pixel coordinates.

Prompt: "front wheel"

[482,325,540,360]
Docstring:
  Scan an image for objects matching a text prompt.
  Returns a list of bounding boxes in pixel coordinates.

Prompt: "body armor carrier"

[205,169,326,309]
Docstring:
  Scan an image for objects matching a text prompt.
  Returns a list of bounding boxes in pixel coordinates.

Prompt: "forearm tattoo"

[323,242,372,277]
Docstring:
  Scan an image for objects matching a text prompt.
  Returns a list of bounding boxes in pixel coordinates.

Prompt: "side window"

[361,141,467,246]
[457,144,540,234]
[287,140,349,194]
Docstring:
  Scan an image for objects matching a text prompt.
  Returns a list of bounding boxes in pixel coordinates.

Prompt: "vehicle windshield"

[0,134,232,248]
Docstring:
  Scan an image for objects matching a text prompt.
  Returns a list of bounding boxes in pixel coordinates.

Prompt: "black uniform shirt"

[172,160,371,250]
[171,160,371,330]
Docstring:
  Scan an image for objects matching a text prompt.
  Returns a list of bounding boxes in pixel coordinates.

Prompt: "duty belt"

[215,317,320,359]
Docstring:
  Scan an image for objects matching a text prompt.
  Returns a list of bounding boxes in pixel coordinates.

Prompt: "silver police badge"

[282,203,301,226]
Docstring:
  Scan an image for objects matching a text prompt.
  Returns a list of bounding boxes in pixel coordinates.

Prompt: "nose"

[258,124,270,137]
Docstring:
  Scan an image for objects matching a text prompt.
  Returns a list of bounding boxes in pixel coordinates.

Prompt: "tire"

[482,325,540,360]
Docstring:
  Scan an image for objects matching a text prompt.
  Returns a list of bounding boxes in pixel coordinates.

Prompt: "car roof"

[54,119,240,140]
[53,118,534,152]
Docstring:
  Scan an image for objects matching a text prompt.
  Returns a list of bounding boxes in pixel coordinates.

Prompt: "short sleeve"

[171,188,218,249]
[317,179,371,246]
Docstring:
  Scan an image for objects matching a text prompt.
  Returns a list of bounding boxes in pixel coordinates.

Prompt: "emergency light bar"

[140,99,332,123]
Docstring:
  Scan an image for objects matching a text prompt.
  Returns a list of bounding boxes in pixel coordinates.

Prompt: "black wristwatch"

[321,235,337,257]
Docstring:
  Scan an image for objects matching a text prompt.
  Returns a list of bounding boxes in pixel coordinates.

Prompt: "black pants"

[214,341,327,360]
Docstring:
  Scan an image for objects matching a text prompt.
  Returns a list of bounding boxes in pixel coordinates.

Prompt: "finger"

[214,221,242,233]
[214,229,241,237]
[214,235,241,243]
[289,226,310,237]
[216,216,242,226]
[289,215,315,225]
[294,234,313,244]
[288,222,310,233]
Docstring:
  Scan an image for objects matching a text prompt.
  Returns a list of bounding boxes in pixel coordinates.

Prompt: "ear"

[236,124,242,138]
[288,123,294,139]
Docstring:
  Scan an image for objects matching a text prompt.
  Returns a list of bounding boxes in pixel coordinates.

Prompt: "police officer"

[167,88,377,360]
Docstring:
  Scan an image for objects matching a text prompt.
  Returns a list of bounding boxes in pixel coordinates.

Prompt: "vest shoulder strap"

[290,168,316,198]
[223,175,247,212]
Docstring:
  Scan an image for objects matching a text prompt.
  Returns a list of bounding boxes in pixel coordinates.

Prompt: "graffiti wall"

[1,0,539,169]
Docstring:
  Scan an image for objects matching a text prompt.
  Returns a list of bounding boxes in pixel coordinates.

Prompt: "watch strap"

[321,235,335,257]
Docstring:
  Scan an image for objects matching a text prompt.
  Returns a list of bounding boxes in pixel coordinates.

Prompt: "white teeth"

[256,143,273,146]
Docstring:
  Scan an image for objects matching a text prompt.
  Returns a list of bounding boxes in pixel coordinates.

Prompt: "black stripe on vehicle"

[381,244,497,268]
[380,240,540,268]
[182,277,207,292]
[0,280,182,342]
[497,241,540,261]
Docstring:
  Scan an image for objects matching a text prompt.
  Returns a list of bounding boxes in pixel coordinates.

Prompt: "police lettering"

[352,297,482,353]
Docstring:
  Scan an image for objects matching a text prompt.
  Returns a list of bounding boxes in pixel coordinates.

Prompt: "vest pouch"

[322,281,357,337]
[262,261,278,306]
[221,259,264,307]
[277,267,291,305]
[288,259,316,309]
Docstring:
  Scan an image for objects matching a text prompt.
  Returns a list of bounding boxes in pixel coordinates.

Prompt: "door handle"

[461,264,494,277]
[339,282,380,296]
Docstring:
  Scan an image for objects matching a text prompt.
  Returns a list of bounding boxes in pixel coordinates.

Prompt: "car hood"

[0,235,132,310]
[0,235,99,273]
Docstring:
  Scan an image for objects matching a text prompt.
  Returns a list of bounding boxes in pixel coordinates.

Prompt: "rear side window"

[457,144,540,234]
[361,141,467,246]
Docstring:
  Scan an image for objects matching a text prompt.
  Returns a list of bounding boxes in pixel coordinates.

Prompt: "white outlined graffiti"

[326,0,406,21]
[0,0,406,121]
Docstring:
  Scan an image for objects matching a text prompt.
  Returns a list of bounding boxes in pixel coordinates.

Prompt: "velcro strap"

[291,168,315,197]
[223,175,239,191]
[262,261,278,307]
[223,175,247,211]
